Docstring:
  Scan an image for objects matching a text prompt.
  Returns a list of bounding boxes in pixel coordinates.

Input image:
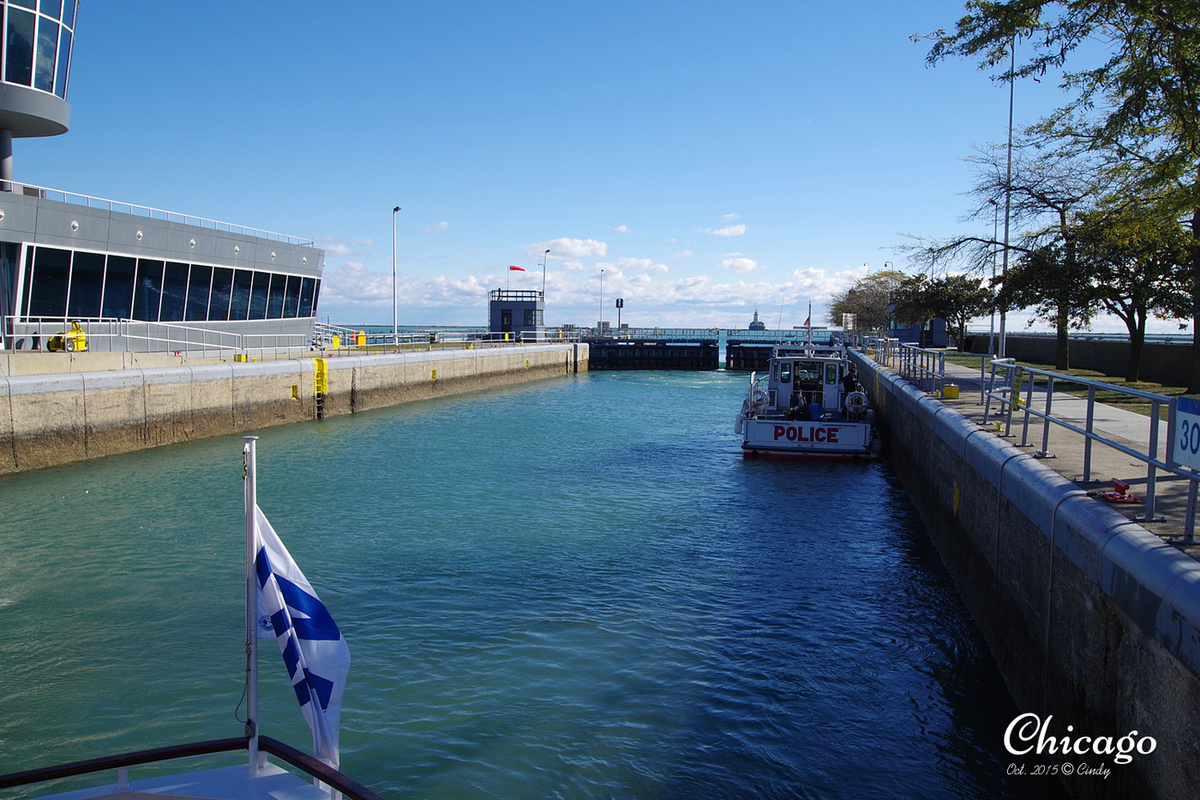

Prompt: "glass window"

[230,269,252,321]
[6,8,36,87]
[208,267,233,320]
[63,1,76,29]
[28,247,70,317]
[185,264,211,321]
[54,27,70,98]
[266,273,285,319]
[159,262,188,322]
[825,364,839,385]
[298,277,316,317]
[67,251,103,318]
[102,256,136,319]
[283,275,300,318]
[40,0,63,21]
[248,271,269,319]
[10,1,35,10]
[34,17,56,92]
[20,247,33,314]
[311,279,321,315]
[132,259,164,321]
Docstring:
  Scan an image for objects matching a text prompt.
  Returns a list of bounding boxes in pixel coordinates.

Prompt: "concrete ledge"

[858,351,1200,798]
[0,344,586,475]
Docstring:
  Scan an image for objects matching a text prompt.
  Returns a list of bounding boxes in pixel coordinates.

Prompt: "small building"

[488,289,544,341]
[748,310,766,331]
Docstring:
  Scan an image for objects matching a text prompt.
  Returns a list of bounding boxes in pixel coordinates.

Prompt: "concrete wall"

[971,334,1192,385]
[0,344,586,475]
[857,352,1200,799]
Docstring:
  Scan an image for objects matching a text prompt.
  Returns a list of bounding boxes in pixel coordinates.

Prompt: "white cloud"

[324,243,356,257]
[524,237,608,259]
[721,254,758,274]
[720,213,741,221]
[614,224,630,233]
[422,221,450,233]
[711,224,747,237]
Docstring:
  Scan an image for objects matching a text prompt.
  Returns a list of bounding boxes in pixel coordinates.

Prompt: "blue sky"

[19,1,1148,332]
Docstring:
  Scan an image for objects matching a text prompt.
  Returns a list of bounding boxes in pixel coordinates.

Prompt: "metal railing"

[4,181,316,246]
[0,735,382,800]
[983,359,1198,538]
[4,316,310,358]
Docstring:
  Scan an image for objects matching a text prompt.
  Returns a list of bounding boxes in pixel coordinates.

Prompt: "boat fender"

[870,437,883,454]
[734,413,744,435]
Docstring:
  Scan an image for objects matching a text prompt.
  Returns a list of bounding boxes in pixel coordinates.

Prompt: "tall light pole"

[391,205,401,346]
[599,269,605,333]
[989,198,999,355]
[999,36,1015,359]
[541,249,549,295]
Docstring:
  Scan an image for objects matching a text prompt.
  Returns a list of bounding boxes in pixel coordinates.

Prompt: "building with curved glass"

[0,2,326,353]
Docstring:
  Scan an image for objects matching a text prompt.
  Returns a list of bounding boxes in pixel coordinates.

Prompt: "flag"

[803,315,811,327]
[254,505,350,768]
[509,265,525,271]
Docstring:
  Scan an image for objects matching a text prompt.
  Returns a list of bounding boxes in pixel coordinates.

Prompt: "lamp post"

[541,249,549,296]
[989,198,999,355]
[391,205,401,346]
[599,269,605,334]
[999,36,1015,359]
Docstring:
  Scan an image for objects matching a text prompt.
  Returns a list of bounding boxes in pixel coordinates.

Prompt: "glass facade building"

[3,0,77,100]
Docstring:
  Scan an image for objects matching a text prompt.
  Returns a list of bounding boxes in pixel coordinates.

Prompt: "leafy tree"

[994,242,1098,363]
[827,270,905,331]
[1074,207,1192,380]
[922,1,1200,388]
[928,274,995,352]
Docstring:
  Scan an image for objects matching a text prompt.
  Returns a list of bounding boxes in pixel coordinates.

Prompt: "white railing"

[3,181,315,246]
[3,316,310,358]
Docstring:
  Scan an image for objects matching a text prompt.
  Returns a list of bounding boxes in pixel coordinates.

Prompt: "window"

[102,256,136,319]
[27,247,70,317]
[283,275,299,318]
[230,269,252,321]
[54,26,69,98]
[298,277,316,317]
[248,271,269,319]
[208,267,233,320]
[159,262,188,322]
[41,0,63,21]
[311,279,321,315]
[33,17,56,93]
[185,265,211,321]
[6,7,36,87]
[523,309,541,326]
[132,259,164,321]
[266,273,285,319]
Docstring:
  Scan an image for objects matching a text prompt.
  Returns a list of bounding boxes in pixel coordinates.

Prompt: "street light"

[600,269,605,333]
[999,36,1016,359]
[391,205,401,346]
[541,248,549,296]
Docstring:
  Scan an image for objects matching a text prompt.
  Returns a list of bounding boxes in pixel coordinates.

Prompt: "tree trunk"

[1126,314,1145,383]
[1055,302,1070,371]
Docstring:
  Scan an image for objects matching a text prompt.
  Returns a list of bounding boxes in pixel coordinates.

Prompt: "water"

[0,371,1057,798]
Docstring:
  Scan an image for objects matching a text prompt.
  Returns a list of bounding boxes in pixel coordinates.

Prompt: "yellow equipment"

[48,321,88,352]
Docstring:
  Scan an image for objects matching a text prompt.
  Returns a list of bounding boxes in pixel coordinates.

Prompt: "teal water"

[1,371,1054,798]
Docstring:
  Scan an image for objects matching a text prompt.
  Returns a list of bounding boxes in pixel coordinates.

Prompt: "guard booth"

[488,289,544,342]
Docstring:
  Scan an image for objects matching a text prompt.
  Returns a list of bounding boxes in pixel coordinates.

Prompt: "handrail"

[981,359,1194,530]
[4,181,316,246]
[0,735,383,800]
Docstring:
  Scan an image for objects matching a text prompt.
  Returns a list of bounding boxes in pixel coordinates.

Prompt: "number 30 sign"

[1175,397,1200,472]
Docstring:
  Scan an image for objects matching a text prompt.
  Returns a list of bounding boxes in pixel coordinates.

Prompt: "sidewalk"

[921,360,1199,560]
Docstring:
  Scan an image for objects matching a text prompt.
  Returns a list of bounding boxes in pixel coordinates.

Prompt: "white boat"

[735,343,880,459]
[0,438,379,800]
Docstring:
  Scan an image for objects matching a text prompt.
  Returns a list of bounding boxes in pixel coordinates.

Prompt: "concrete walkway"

[903,358,1200,560]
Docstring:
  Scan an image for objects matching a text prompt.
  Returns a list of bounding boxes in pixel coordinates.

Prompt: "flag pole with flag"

[507,264,524,291]
[243,436,351,771]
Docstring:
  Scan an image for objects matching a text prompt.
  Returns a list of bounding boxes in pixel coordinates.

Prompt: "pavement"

[911,358,1200,561]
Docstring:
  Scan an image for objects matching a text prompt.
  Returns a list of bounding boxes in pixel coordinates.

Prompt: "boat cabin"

[759,344,860,420]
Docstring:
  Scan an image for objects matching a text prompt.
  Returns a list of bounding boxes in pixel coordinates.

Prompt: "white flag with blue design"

[253,505,351,768]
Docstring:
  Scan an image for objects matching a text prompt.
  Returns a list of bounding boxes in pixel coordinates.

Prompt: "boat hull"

[740,418,874,459]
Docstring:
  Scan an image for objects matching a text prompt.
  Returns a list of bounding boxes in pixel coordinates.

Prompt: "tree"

[905,139,1100,369]
[994,242,1099,360]
[891,274,992,351]
[1075,207,1192,381]
[922,1,1200,389]
[827,270,905,331]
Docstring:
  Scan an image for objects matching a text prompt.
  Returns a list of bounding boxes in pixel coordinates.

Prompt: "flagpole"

[243,436,260,774]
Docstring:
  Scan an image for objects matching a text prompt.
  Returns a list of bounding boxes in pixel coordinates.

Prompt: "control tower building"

[0,2,326,354]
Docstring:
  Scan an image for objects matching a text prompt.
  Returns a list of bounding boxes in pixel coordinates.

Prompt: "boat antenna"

[243,436,261,774]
